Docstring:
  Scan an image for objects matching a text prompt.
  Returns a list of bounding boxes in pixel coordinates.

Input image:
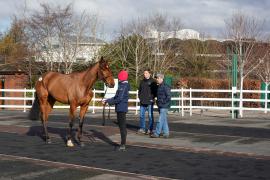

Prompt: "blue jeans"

[139,104,154,131]
[154,108,169,136]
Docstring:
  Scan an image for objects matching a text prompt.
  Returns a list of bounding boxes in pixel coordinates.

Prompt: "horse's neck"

[83,63,99,90]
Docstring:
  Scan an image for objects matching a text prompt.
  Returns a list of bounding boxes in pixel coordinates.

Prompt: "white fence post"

[92,89,96,114]
[239,88,243,118]
[32,89,35,105]
[265,84,268,114]
[23,88,26,112]
[135,90,138,115]
[181,88,184,117]
[189,88,192,116]
[231,87,235,119]
[178,89,181,114]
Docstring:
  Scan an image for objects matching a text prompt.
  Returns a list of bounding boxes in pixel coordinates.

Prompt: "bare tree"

[146,13,183,75]
[100,12,183,85]
[54,8,94,73]
[26,3,58,72]
[118,13,182,82]
[256,42,270,88]
[25,3,101,74]
[121,18,152,84]
[224,11,265,117]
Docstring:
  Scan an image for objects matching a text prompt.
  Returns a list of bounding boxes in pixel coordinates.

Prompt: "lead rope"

[101,86,110,126]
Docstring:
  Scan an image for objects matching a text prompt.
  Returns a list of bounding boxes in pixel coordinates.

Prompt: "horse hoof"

[67,139,74,147]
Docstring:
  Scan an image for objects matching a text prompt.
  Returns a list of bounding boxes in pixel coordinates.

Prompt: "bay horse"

[29,57,115,147]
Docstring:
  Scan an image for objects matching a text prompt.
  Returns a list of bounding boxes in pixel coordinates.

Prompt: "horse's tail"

[28,93,40,121]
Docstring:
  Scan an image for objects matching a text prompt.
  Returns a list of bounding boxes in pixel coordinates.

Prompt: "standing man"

[151,73,171,138]
[138,69,158,135]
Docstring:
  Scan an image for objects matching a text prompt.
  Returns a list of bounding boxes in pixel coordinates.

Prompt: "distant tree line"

[0,3,269,91]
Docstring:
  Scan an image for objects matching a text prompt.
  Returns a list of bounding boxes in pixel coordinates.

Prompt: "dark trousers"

[117,112,127,145]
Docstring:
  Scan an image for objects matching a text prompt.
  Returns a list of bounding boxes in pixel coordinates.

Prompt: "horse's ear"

[100,56,105,63]
[99,56,108,69]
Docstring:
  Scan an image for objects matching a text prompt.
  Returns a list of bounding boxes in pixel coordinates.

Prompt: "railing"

[0,88,269,118]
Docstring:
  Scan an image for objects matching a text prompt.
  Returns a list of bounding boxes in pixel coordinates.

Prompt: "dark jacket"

[138,77,158,105]
[106,81,130,112]
[157,82,171,109]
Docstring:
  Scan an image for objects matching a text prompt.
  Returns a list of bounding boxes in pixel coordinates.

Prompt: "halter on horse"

[29,57,114,147]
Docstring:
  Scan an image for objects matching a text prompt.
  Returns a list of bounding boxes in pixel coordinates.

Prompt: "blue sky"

[0,0,269,40]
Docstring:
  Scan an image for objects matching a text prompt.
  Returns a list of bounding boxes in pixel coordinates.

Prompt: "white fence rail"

[0,88,269,118]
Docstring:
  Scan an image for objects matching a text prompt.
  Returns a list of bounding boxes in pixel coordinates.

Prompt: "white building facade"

[36,37,106,63]
[146,29,200,40]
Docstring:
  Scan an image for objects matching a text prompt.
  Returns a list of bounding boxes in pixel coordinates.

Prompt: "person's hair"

[143,68,151,74]
[156,73,164,79]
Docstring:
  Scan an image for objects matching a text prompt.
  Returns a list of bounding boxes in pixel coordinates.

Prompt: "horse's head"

[98,56,115,88]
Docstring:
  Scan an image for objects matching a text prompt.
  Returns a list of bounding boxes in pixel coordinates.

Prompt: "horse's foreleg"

[77,92,93,147]
[67,104,77,147]
[77,104,89,147]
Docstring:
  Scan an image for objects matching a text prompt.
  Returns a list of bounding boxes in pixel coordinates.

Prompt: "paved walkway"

[0,110,269,179]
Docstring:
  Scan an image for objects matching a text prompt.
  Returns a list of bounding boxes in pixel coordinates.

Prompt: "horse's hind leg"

[39,97,51,144]
[42,114,51,144]
[42,96,55,143]
[67,104,77,147]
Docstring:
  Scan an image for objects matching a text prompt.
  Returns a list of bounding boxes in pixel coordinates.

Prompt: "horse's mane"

[72,61,97,73]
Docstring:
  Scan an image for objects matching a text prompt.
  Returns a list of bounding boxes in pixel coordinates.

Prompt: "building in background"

[146,28,200,40]
[35,36,106,63]
[0,64,28,108]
